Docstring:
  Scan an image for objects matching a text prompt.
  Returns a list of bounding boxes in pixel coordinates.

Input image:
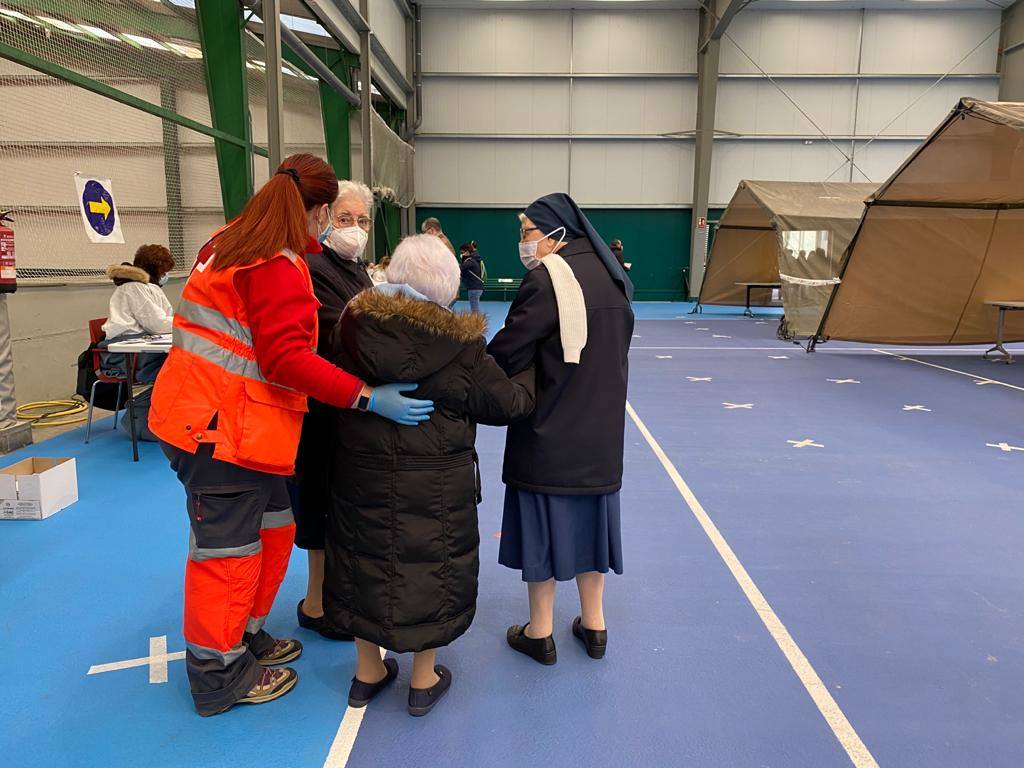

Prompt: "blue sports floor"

[3,302,1024,767]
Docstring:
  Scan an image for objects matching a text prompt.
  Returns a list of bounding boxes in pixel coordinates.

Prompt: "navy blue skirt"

[498,487,623,583]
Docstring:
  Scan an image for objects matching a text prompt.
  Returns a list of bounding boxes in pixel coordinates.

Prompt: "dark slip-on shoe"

[506,623,557,666]
[572,616,607,660]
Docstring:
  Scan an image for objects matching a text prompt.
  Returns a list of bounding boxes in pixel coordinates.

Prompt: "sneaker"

[407,665,452,717]
[199,667,298,717]
[571,616,607,660]
[254,637,303,666]
[506,624,557,666]
[348,657,399,708]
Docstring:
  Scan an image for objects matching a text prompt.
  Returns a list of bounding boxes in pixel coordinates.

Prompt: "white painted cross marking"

[902,405,931,412]
[656,355,673,359]
[712,334,732,339]
[788,439,824,449]
[755,321,769,325]
[697,327,710,331]
[975,380,996,386]
[87,635,185,684]
[769,355,789,360]
[633,334,642,339]
[723,403,754,409]
[986,442,1024,453]
[827,379,860,385]
[687,376,712,382]
[684,321,697,325]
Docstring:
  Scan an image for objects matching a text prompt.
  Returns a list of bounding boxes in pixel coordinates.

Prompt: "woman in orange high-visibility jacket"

[149,153,434,717]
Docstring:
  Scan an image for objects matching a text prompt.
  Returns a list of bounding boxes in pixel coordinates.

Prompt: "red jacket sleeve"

[234,256,363,408]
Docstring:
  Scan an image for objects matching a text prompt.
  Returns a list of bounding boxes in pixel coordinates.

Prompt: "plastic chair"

[84,318,130,444]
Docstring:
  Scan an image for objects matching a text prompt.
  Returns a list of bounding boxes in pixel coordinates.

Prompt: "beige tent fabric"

[699,180,875,336]
[821,99,1024,345]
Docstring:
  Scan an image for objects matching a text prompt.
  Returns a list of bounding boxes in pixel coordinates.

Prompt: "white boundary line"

[873,349,1024,393]
[625,402,879,768]
[323,647,388,768]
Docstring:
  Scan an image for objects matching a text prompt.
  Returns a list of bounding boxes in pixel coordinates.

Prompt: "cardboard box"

[0,457,79,520]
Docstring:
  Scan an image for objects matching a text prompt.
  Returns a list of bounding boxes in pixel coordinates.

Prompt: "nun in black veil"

[487,193,635,665]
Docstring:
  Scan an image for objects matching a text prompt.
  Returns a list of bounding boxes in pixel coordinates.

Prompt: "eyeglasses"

[520,226,539,240]
[333,213,373,231]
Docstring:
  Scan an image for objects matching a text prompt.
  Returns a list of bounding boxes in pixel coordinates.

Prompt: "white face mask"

[327,226,369,261]
[519,226,565,271]
[519,240,541,271]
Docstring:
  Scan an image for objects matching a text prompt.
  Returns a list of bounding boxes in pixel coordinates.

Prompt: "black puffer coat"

[292,247,374,550]
[323,289,535,652]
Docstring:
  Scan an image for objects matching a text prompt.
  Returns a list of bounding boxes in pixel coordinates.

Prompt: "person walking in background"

[421,216,455,255]
[488,193,634,666]
[323,234,535,717]
[292,179,375,642]
[148,154,434,717]
[609,239,630,271]
[459,241,485,314]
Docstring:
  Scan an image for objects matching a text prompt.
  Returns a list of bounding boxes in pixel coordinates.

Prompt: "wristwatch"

[356,390,372,412]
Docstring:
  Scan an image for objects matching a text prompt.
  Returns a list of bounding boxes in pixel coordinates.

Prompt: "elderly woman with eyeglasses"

[290,179,377,640]
[488,193,634,665]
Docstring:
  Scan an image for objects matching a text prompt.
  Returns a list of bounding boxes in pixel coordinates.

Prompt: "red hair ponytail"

[211,153,338,270]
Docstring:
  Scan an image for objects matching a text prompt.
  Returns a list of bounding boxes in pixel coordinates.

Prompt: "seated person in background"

[322,234,535,718]
[103,243,175,384]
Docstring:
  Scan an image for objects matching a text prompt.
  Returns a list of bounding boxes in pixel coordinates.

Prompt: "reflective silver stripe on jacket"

[173,326,267,383]
[262,508,294,529]
[176,298,253,346]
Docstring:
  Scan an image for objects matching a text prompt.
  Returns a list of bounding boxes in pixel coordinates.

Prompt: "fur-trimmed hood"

[106,264,150,285]
[331,288,487,383]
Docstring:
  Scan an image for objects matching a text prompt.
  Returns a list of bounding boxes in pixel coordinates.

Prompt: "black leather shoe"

[348,658,399,708]
[506,624,557,665]
[572,616,607,660]
[297,600,354,641]
[408,665,452,717]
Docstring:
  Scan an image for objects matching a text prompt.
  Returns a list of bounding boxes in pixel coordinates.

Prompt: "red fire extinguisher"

[0,211,16,294]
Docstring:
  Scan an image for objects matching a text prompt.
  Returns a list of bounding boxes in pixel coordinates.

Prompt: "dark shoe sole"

[507,625,557,665]
[348,658,399,708]
[572,617,607,660]
[408,666,452,717]
[297,600,355,641]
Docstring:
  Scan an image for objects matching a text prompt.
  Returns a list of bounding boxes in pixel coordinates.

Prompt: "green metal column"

[196,0,253,220]
[315,47,354,180]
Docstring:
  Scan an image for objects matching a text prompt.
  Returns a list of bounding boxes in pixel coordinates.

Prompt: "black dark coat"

[488,238,634,495]
[293,247,374,548]
[323,289,535,652]
[460,252,484,290]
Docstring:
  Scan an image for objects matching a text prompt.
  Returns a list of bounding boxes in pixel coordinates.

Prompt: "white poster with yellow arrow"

[74,173,124,244]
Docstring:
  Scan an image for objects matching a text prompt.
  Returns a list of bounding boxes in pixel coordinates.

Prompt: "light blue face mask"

[317,206,333,245]
[159,274,169,287]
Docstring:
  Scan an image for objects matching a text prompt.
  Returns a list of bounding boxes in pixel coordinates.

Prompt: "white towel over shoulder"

[542,252,587,364]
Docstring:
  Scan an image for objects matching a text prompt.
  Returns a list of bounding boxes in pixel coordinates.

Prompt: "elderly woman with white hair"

[291,179,377,640]
[322,234,535,717]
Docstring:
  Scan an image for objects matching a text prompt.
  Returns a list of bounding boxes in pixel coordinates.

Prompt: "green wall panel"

[417,207,723,301]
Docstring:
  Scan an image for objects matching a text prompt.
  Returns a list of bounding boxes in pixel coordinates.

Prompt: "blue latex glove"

[369,383,434,426]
